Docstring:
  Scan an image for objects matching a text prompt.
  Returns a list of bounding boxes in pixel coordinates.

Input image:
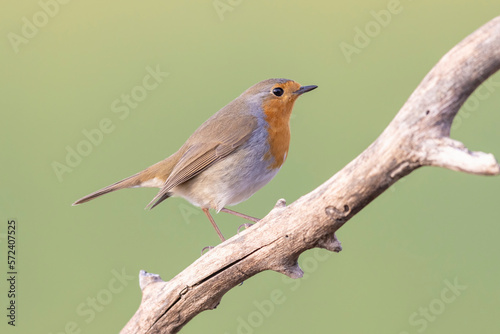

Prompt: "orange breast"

[262,98,294,169]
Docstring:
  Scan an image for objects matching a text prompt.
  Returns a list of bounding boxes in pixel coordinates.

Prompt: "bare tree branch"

[121,17,500,334]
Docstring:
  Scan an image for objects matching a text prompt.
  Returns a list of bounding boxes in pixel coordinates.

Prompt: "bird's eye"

[272,87,284,96]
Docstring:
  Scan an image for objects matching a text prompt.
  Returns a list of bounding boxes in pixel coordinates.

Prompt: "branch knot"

[325,204,350,224]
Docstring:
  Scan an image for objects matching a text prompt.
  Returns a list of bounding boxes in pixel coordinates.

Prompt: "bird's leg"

[220,207,260,233]
[220,208,260,223]
[202,208,226,242]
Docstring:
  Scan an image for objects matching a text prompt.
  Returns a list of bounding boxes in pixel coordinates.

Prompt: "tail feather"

[72,172,142,206]
[73,151,183,207]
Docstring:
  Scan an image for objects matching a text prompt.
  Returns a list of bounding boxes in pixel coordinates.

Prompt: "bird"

[73,78,317,242]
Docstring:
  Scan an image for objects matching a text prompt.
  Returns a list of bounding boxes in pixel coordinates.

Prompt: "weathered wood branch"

[121,17,500,333]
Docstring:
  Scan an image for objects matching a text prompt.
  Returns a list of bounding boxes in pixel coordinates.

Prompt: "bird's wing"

[147,112,258,209]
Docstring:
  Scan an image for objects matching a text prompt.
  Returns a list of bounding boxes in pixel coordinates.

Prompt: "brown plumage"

[73,78,317,242]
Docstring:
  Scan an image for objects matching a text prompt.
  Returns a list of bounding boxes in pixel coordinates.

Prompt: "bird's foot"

[201,246,215,255]
[237,223,254,234]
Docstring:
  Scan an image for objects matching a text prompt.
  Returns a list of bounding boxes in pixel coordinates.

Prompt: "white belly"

[171,128,281,211]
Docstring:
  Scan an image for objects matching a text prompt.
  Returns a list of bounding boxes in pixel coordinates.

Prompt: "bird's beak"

[293,85,318,95]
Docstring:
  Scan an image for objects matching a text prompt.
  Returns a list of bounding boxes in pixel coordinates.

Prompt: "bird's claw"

[201,246,214,255]
[237,223,254,234]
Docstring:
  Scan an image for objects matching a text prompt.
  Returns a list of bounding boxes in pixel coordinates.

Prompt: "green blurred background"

[1,1,500,333]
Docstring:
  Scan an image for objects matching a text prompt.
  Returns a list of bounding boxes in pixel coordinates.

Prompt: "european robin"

[73,78,317,241]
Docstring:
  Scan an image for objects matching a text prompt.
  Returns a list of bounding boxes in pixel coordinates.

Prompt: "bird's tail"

[72,152,181,206]
[72,172,144,206]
